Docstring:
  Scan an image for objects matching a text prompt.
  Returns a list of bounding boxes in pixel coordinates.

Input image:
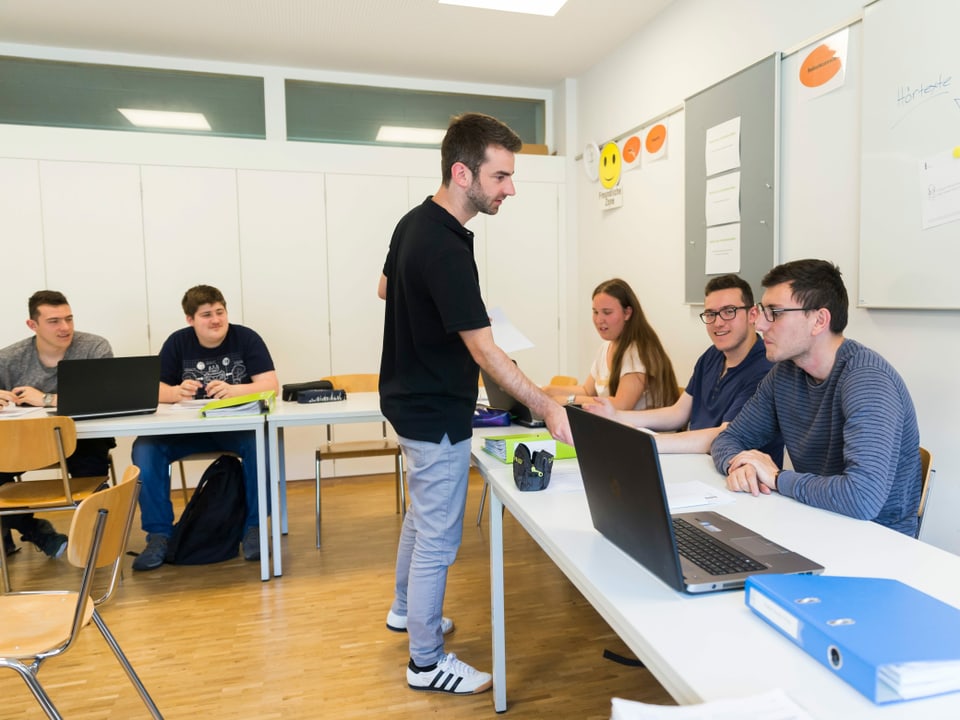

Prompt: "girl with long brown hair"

[545,278,679,410]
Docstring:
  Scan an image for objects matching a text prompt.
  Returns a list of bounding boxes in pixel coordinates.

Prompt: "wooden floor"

[1,470,675,719]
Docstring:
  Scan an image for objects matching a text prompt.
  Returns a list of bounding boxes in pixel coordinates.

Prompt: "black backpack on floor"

[166,454,247,565]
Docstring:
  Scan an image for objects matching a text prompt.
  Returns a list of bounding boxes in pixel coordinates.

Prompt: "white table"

[266,393,388,577]
[71,404,271,580]
[473,443,960,717]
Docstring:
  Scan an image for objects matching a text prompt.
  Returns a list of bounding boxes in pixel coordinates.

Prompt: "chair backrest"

[549,375,578,387]
[66,465,140,570]
[0,416,77,473]
[323,374,379,393]
[918,446,933,524]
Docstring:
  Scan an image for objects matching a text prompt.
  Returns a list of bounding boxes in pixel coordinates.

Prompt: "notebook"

[56,355,160,420]
[566,406,823,594]
[479,366,545,428]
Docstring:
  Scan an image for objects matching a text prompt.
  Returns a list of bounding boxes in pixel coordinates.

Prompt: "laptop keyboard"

[672,518,766,576]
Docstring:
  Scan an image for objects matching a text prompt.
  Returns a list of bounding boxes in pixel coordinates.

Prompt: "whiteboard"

[859,0,960,309]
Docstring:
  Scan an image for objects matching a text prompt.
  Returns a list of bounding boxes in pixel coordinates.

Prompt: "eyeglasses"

[699,305,750,324]
[756,303,818,323]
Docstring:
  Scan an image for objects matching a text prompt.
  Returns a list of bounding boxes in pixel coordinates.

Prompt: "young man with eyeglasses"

[586,274,779,457]
[711,259,922,536]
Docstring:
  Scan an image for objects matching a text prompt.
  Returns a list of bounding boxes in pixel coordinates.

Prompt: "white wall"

[0,122,566,483]
[572,0,960,554]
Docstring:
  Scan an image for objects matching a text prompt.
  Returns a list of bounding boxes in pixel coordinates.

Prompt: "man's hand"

[177,379,205,400]
[0,389,16,408]
[581,396,615,419]
[11,386,43,407]
[725,450,778,495]
[542,403,573,445]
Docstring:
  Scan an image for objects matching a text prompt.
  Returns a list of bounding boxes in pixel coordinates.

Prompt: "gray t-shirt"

[0,332,113,393]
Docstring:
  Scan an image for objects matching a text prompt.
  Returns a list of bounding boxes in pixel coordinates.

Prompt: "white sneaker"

[386,609,454,635]
[407,653,492,695]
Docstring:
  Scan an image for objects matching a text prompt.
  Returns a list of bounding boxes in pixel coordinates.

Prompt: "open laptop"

[56,356,160,420]
[566,406,823,594]
[479,366,545,428]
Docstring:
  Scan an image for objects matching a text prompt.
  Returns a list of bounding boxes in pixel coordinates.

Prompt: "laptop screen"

[56,355,160,419]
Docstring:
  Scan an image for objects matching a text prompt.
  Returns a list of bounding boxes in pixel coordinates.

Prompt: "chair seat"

[0,592,94,657]
[0,475,106,511]
[317,440,400,460]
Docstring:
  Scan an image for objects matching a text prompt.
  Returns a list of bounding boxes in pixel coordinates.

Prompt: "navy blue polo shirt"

[687,336,783,464]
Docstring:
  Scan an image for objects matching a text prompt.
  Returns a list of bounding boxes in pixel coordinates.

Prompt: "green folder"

[482,431,576,463]
[201,390,276,417]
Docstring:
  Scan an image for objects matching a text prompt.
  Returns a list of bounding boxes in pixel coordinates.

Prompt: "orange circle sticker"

[622,135,641,164]
[645,124,666,154]
[799,44,841,88]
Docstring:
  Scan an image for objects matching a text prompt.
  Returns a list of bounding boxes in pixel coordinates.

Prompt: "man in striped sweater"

[711,259,922,536]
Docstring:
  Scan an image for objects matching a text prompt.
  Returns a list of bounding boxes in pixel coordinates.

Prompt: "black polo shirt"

[379,197,490,443]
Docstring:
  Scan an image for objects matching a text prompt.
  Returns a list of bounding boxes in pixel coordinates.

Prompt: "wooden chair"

[315,374,404,547]
[918,446,934,536]
[0,466,162,719]
[0,417,109,593]
[549,375,578,387]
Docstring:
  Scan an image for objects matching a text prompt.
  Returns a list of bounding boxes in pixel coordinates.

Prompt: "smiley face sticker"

[599,141,621,189]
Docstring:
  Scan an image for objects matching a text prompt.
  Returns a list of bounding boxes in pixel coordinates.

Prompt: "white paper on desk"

[488,307,534,353]
[611,688,814,720]
[0,404,44,418]
[666,481,734,510]
[542,462,584,494]
[171,399,207,411]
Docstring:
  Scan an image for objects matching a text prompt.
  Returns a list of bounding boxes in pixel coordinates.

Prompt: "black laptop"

[56,356,160,420]
[479,367,545,428]
[566,406,823,594]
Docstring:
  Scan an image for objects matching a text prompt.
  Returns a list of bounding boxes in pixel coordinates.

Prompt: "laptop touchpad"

[731,536,788,556]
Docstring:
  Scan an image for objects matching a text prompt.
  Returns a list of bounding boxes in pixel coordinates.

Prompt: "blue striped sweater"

[711,339,921,536]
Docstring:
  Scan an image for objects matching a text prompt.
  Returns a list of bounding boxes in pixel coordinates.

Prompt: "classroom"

[2,1,959,718]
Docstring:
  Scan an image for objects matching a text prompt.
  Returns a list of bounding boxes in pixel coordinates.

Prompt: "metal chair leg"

[92,611,164,719]
[315,451,323,548]
[476,480,488,527]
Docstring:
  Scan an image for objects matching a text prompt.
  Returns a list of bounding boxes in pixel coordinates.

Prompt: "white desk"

[72,405,271,580]
[266,394,387,577]
[473,443,960,717]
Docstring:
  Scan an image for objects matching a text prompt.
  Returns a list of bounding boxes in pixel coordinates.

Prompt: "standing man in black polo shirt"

[378,113,571,696]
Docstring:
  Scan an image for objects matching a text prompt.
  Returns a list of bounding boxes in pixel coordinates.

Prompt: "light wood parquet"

[0,469,675,719]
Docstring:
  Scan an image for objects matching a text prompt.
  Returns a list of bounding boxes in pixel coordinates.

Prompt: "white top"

[589,340,647,409]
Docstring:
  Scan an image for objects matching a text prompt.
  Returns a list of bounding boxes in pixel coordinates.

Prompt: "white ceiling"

[0,0,674,87]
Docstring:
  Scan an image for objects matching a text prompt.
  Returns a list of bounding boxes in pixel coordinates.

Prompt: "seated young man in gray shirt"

[0,290,115,558]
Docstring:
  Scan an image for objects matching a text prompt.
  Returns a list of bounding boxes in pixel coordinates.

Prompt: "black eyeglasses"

[699,305,750,324]
[756,303,818,323]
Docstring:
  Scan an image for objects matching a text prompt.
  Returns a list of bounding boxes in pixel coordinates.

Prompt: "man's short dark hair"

[28,290,69,321]
[762,259,848,333]
[440,113,523,186]
[182,285,227,317]
[704,274,755,307]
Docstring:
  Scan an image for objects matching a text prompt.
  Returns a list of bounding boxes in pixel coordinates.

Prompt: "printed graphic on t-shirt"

[182,354,248,397]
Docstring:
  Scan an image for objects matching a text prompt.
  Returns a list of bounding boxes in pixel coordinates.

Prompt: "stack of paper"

[201,390,276,417]
[611,689,814,719]
[482,431,576,463]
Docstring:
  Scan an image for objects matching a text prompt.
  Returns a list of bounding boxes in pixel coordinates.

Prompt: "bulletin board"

[683,53,779,304]
[858,0,960,309]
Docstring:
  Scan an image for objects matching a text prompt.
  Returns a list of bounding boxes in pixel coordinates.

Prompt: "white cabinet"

[1,152,564,481]
[39,161,149,356]
[140,166,242,349]
[0,159,45,349]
